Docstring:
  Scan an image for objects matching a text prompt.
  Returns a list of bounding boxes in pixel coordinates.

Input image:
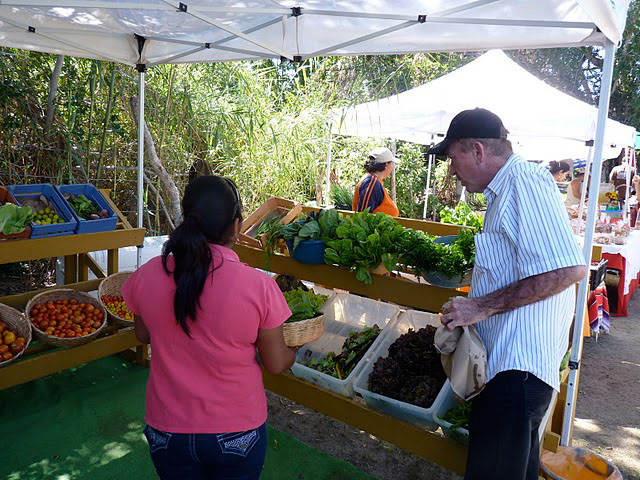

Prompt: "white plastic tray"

[432,380,470,445]
[353,309,448,430]
[433,379,558,446]
[290,293,400,398]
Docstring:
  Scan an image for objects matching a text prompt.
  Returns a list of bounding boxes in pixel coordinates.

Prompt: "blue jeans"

[143,423,267,480]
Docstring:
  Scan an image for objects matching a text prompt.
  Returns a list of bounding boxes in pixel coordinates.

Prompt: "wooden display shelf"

[0,189,147,390]
[263,370,468,474]
[0,328,144,390]
[0,227,145,264]
[234,243,466,312]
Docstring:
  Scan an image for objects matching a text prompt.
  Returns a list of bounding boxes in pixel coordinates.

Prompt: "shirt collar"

[211,244,240,262]
[484,153,522,197]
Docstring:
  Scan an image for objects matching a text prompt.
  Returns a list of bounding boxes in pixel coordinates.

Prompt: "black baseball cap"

[428,108,509,156]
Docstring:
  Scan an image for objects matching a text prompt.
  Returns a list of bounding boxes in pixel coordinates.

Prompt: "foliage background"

[1,0,638,234]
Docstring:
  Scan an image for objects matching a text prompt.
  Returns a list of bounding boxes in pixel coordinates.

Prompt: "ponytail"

[162,176,243,336]
[364,157,388,173]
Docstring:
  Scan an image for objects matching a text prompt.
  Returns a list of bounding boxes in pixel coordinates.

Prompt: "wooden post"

[390,140,397,203]
[64,255,78,284]
[107,248,119,275]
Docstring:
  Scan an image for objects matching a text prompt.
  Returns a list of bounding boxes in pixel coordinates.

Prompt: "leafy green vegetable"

[329,184,353,210]
[397,229,439,278]
[443,401,472,431]
[68,194,98,219]
[305,325,382,379]
[434,229,475,279]
[397,228,475,280]
[438,201,484,229]
[280,209,341,251]
[283,288,328,323]
[324,210,406,284]
[0,203,34,235]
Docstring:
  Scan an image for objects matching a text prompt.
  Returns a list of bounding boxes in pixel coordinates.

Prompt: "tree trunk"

[44,55,64,136]
[129,95,183,225]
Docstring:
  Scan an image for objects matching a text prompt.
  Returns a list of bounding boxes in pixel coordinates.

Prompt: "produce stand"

[599,229,640,316]
[233,204,577,473]
[0,190,147,390]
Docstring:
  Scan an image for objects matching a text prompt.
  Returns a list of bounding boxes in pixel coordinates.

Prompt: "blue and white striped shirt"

[471,154,585,391]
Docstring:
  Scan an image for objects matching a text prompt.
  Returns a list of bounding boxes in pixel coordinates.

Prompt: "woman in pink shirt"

[122,175,296,479]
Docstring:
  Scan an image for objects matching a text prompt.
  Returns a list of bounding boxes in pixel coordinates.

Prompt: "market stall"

[0,0,632,462]
[601,229,640,316]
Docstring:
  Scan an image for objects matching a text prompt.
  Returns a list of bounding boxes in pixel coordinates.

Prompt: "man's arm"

[441,265,587,329]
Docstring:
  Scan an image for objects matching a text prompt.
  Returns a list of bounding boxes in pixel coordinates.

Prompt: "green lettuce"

[0,203,34,235]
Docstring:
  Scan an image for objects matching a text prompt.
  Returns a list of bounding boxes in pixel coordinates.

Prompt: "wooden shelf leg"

[136,344,150,367]
[78,254,89,282]
[64,255,78,284]
[107,248,119,276]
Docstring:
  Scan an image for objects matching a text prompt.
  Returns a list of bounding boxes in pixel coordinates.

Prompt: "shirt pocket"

[472,230,516,292]
[144,425,173,453]
[217,428,260,457]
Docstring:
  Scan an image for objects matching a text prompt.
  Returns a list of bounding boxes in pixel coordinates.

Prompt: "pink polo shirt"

[121,244,290,434]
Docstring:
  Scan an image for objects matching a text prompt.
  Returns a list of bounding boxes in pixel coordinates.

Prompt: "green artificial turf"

[0,355,375,480]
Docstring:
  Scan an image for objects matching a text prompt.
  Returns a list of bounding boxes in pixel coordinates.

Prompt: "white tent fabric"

[0,1,631,66]
[333,50,636,160]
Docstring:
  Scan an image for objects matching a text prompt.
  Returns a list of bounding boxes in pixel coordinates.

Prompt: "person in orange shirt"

[352,147,401,217]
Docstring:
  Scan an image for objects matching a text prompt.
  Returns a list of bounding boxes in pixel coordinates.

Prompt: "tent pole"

[324,126,333,207]
[561,40,617,446]
[577,146,594,232]
[136,69,146,268]
[624,147,630,219]
[431,160,438,221]
[423,154,434,219]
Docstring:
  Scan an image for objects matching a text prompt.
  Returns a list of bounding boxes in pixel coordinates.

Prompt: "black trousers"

[465,370,553,480]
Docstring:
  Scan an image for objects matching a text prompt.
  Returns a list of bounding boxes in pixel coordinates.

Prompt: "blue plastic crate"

[56,184,117,234]
[7,183,77,238]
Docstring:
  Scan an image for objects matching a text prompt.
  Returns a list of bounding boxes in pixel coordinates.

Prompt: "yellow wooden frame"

[0,191,147,390]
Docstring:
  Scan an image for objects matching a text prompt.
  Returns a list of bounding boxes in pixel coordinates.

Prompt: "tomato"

[1,351,13,361]
[0,345,8,353]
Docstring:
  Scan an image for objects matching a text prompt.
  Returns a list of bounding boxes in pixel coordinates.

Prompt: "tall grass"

[0,50,471,230]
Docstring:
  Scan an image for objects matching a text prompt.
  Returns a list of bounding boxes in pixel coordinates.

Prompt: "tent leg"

[577,146,594,231]
[136,70,146,268]
[431,162,438,221]
[561,40,617,446]
[423,154,433,219]
[324,129,333,207]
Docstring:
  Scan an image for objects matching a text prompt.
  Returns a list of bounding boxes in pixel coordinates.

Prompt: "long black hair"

[162,175,243,336]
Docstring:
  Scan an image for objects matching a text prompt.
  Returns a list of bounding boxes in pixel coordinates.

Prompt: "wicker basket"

[98,271,134,326]
[0,303,32,367]
[25,289,107,347]
[282,314,325,347]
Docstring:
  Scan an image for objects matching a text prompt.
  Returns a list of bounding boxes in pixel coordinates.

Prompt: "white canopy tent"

[333,50,637,161]
[0,0,631,449]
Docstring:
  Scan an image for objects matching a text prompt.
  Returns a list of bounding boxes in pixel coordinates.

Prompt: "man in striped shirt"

[430,108,587,480]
